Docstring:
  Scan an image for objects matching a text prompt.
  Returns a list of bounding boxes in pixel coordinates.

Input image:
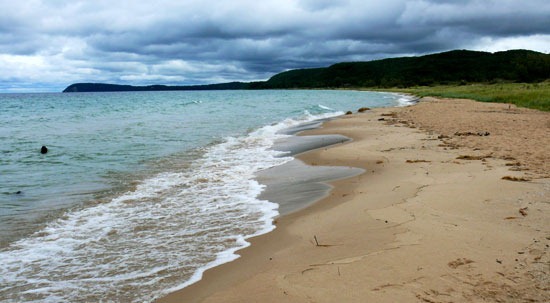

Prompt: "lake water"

[0,90,411,302]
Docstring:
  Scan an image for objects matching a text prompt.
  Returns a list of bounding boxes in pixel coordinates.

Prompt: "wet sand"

[157,97,549,303]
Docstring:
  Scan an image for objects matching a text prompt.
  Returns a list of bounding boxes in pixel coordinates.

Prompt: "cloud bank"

[0,0,549,92]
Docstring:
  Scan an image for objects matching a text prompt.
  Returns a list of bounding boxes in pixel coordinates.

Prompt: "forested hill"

[63,50,549,92]
[257,49,549,88]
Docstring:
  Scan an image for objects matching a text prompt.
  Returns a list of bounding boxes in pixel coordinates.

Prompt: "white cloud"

[473,35,550,53]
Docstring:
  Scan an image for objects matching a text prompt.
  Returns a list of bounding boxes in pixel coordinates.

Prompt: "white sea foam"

[0,111,344,303]
[369,91,418,107]
[318,104,334,110]
[393,93,418,106]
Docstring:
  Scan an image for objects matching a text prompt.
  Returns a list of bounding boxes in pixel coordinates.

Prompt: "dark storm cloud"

[398,0,550,37]
[0,0,548,92]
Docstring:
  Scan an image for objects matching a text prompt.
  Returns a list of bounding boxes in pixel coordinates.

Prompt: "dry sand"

[157,97,549,303]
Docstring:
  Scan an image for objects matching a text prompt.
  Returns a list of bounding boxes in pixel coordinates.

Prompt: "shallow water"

[0,90,412,302]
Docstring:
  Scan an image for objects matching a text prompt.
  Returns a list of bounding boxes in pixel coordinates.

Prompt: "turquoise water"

[0,90,410,302]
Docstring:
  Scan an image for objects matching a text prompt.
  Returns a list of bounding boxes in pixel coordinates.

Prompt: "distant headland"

[63,82,250,93]
[63,49,549,93]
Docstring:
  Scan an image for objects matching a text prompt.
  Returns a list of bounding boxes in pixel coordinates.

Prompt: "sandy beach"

[157,97,549,303]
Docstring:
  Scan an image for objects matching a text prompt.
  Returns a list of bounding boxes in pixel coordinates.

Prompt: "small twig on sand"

[313,235,336,247]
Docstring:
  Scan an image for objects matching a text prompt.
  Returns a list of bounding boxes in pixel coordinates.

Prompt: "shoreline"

[157,97,549,302]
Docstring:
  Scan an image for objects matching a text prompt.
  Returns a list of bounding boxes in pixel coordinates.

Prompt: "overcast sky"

[1,0,549,92]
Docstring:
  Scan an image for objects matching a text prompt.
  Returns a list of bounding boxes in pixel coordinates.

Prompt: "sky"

[1,0,549,92]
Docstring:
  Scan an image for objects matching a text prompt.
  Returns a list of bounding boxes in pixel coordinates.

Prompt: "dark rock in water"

[15,191,22,195]
[41,146,48,154]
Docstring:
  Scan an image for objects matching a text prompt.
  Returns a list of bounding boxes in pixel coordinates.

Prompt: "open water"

[0,90,411,302]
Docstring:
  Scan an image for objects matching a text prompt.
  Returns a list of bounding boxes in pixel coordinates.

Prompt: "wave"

[317,104,334,111]
[391,93,418,107]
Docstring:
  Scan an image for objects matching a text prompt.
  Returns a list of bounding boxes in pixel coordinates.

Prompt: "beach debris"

[373,283,401,291]
[301,268,315,275]
[454,131,490,136]
[519,207,528,216]
[40,145,48,154]
[509,166,530,172]
[378,118,385,121]
[358,107,371,112]
[496,259,503,264]
[345,111,353,115]
[456,155,490,160]
[406,159,431,163]
[438,141,459,150]
[448,258,474,269]
[501,176,531,182]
